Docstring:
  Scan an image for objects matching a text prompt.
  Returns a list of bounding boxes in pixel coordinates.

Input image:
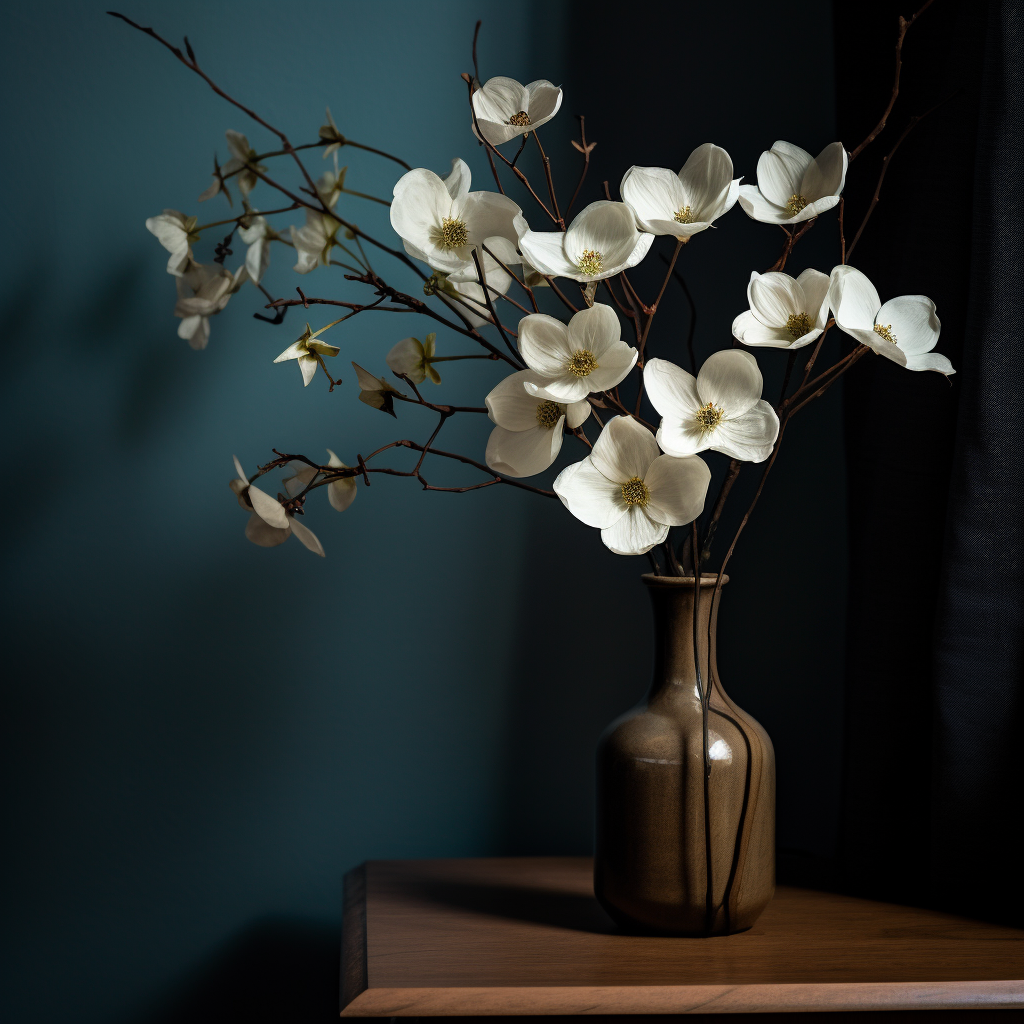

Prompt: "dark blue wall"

[1,3,842,1022]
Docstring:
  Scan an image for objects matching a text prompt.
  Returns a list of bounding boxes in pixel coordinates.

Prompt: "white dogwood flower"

[739,141,847,225]
[387,333,440,385]
[230,456,325,555]
[221,130,265,196]
[274,320,343,386]
[644,351,780,463]
[146,209,199,276]
[391,158,522,274]
[517,303,637,402]
[283,449,356,512]
[732,269,830,350]
[517,201,653,282]
[291,209,339,273]
[620,144,740,240]
[827,265,955,375]
[484,369,591,478]
[238,214,280,285]
[174,263,247,350]
[471,77,562,146]
[553,416,710,556]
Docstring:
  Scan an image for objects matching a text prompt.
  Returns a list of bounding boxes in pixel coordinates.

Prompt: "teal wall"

[1,3,842,1022]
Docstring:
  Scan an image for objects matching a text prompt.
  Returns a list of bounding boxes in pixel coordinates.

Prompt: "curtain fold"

[929,0,1023,925]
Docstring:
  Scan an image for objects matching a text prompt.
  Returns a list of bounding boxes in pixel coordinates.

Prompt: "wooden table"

[341,857,1024,1019]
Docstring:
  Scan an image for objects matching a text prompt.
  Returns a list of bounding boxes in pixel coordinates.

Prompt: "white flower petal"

[590,415,659,482]
[565,399,592,430]
[643,454,711,526]
[878,295,940,356]
[585,342,638,393]
[677,143,735,218]
[737,186,791,225]
[517,230,575,278]
[567,302,621,358]
[442,158,471,200]
[298,353,318,386]
[656,418,707,457]
[289,517,325,556]
[552,457,626,528]
[462,191,523,248]
[517,313,571,376]
[325,449,357,511]
[643,358,701,420]
[620,165,687,234]
[748,271,804,326]
[245,512,290,548]
[757,141,813,207]
[565,201,640,273]
[386,337,427,383]
[796,268,831,327]
[713,401,779,463]
[486,370,549,430]
[697,349,763,417]
[485,422,563,478]
[600,505,668,556]
[733,309,809,349]
[829,265,881,333]
[248,484,290,529]
[524,80,562,127]
[904,352,956,375]
[800,142,848,202]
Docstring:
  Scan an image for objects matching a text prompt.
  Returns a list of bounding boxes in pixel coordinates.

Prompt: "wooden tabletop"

[340,856,1024,1017]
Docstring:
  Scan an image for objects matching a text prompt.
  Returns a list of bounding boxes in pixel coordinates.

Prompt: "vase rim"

[641,572,730,587]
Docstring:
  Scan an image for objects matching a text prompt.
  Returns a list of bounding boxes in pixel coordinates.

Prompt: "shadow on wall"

[123,918,340,1024]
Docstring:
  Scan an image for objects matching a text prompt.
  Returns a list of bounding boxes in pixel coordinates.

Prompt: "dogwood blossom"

[739,141,847,225]
[174,263,247,350]
[238,214,280,285]
[827,265,955,375]
[291,209,339,273]
[390,158,522,274]
[387,333,440,384]
[484,370,590,478]
[146,209,199,276]
[221,130,265,196]
[230,456,325,555]
[620,144,740,240]
[517,303,637,402]
[274,321,342,386]
[283,449,357,512]
[471,77,563,146]
[644,351,779,463]
[517,201,653,283]
[732,269,830,350]
[553,416,710,556]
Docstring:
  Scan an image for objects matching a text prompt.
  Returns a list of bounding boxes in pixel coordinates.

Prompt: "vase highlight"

[595,574,775,935]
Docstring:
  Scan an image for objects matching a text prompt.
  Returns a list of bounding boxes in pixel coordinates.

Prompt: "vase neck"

[644,575,725,698]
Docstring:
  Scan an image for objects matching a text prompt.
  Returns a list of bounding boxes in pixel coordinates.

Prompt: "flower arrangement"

[120,6,950,589]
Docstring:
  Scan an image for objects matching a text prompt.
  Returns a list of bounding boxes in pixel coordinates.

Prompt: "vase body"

[595,574,775,935]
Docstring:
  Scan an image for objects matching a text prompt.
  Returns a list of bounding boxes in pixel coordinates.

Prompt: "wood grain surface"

[339,857,1024,1016]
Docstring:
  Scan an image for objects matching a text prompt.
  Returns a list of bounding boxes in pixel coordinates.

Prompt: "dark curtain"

[837,0,1023,924]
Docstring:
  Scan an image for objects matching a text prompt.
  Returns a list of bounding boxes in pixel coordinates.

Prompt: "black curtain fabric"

[836,0,1023,924]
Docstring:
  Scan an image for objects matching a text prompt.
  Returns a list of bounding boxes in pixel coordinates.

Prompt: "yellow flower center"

[576,249,603,276]
[786,312,814,339]
[507,110,532,127]
[786,194,808,215]
[567,349,599,377]
[439,216,468,250]
[674,205,695,224]
[694,401,724,433]
[874,323,898,344]
[621,476,650,508]
[535,400,562,429]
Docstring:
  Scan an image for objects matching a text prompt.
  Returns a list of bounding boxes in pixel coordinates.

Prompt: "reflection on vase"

[595,573,775,936]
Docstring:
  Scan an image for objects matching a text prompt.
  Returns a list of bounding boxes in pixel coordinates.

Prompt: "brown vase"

[594,573,775,935]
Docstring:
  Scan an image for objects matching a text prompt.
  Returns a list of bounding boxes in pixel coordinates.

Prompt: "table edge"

[340,980,1024,1017]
